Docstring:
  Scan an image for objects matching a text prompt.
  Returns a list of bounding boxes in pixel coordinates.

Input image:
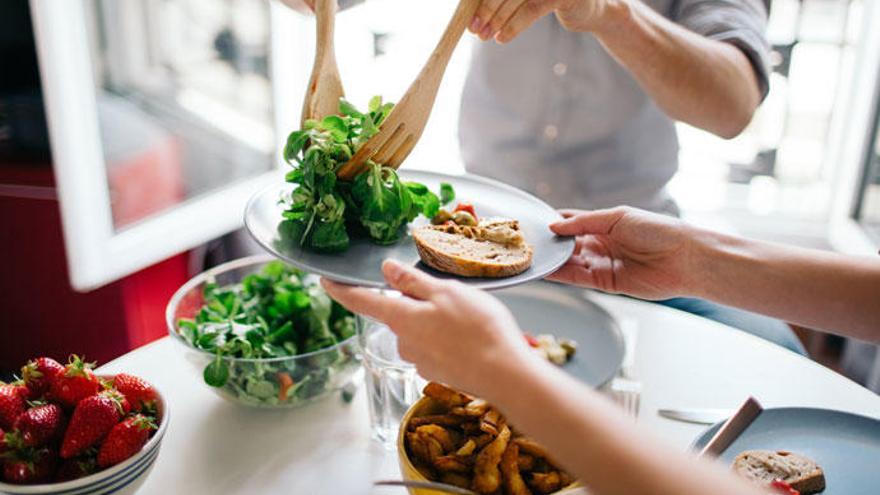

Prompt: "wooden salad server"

[336,0,481,180]
[301,0,344,125]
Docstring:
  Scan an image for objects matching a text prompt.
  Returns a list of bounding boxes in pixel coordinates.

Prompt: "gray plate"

[692,408,880,494]
[244,170,575,290]
[496,281,624,387]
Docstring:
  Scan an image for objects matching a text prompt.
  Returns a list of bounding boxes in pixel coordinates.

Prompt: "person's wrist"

[477,344,548,407]
[590,0,636,39]
[685,226,725,300]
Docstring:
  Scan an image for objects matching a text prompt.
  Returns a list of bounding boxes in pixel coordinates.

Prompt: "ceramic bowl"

[0,376,169,495]
[398,396,582,495]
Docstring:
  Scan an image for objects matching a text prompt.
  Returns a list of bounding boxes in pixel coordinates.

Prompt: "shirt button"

[553,62,567,77]
[544,125,559,141]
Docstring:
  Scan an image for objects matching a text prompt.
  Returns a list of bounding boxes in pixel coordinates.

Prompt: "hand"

[321,260,537,398]
[547,207,697,300]
[469,0,615,44]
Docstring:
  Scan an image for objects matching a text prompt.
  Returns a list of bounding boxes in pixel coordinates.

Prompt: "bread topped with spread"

[732,450,825,494]
[413,217,533,278]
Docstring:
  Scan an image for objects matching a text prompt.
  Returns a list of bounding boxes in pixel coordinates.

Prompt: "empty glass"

[358,315,425,447]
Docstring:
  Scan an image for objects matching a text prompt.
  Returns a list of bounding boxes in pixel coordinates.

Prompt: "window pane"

[85,0,274,230]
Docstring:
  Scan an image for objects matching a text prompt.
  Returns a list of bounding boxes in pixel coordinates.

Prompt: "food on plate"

[176,261,358,406]
[280,96,455,252]
[524,333,577,365]
[733,450,826,495]
[0,355,161,484]
[404,382,575,494]
[415,202,534,278]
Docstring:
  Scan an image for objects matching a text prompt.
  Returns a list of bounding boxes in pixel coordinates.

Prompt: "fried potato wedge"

[528,471,563,494]
[424,382,472,408]
[473,424,511,494]
[501,443,532,495]
[434,454,474,473]
[415,424,456,453]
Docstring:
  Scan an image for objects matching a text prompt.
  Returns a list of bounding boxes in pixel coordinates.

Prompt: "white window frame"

[29,0,312,291]
[827,0,880,255]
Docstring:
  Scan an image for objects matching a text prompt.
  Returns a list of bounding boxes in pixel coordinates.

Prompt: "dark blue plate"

[495,281,624,388]
[692,407,880,494]
[244,171,575,291]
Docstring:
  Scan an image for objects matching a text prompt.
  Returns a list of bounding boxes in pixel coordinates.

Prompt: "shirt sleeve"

[670,0,772,99]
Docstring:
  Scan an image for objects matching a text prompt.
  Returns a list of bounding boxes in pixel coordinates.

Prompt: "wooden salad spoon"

[336,0,481,180]
[301,0,344,125]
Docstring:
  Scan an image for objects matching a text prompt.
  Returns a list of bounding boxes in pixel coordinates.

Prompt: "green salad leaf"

[281,97,453,252]
[177,261,358,404]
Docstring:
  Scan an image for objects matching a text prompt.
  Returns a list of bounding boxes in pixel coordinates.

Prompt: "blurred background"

[1,0,878,389]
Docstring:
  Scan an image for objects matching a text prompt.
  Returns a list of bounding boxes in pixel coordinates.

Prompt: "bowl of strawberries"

[0,355,168,495]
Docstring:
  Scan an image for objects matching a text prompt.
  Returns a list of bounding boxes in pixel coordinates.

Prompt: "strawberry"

[55,455,97,482]
[60,390,129,459]
[97,414,157,468]
[14,404,66,447]
[0,427,7,454]
[21,357,64,400]
[50,356,100,409]
[113,374,158,412]
[1,446,56,484]
[0,383,28,430]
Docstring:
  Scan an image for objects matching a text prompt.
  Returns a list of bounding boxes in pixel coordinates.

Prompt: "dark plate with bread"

[245,170,574,290]
[692,407,880,494]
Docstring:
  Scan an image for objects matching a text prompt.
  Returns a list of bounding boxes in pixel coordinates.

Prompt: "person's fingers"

[483,0,527,40]
[495,0,557,44]
[381,259,448,301]
[320,278,413,322]
[558,208,586,219]
[549,207,628,236]
[472,0,507,38]
[545,261,601,289]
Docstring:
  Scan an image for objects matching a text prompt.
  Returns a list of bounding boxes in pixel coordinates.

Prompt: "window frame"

[29,0,311,291]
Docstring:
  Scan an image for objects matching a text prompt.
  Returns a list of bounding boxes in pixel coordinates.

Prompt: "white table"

[99,293,880,495]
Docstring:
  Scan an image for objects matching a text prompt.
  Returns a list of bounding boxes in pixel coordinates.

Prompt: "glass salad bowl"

[166,255,361,408]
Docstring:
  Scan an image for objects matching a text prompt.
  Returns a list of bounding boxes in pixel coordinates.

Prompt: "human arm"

[470,0,766,138]
[548,207,880,343]
[321,260,766,495]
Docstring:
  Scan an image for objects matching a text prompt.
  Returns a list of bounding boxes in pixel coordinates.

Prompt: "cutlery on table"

[336,0,481,179]
[658,408,733,425]
[374,479,477,495]
[698,396,763,458]
[301,0,344,125]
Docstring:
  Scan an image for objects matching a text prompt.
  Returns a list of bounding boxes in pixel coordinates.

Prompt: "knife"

[698,396,763,458]
[658,408,733,425]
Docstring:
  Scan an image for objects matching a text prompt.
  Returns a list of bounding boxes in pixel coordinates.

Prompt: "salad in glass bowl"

[166,255,361,408]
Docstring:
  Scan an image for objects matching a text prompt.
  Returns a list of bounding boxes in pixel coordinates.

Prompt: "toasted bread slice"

[413,220,533,278]
[732,450,825,494]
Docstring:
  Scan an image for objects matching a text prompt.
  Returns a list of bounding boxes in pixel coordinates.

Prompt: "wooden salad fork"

[336,0,481,180]
[301,0,344,125]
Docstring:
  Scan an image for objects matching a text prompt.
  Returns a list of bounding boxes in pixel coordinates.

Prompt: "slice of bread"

[732,450,825,494]
[413,220,533,278]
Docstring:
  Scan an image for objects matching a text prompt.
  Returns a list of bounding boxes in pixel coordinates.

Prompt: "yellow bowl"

[397,396,583,495]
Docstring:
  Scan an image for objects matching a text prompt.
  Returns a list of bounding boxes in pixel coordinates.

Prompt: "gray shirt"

[459,0,770,214]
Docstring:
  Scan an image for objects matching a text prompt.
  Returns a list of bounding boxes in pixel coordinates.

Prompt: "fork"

[301,0,344,126]
[336,0,481,180]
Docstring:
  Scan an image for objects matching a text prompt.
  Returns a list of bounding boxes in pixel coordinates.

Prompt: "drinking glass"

[358,315,425,447]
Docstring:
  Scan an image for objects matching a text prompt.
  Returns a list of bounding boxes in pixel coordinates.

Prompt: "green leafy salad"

[280,96,454,253]
[177,261,359,406]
